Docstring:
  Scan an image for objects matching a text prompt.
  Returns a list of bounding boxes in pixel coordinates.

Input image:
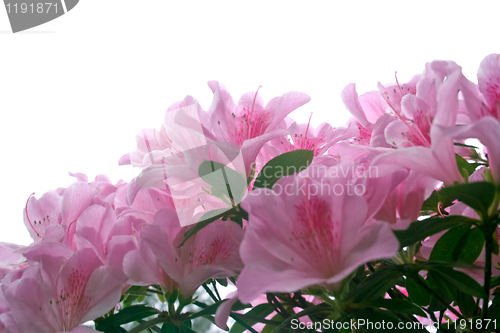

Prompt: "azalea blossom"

[236,165,399,303]
[124,209,243,296]
[2,243,126,333]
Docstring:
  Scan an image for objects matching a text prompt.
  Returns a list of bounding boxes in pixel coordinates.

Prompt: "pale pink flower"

[2,243,126,333]
[341,83,394,146]
[266,119,358,157]
[461,54,500,122]
[374,171,438,229]
[439,116,500,184]
[124,209,243,296]
[371,61,465,185]
[236,165,399,303]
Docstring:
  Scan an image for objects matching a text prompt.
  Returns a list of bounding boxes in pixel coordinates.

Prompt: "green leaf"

[456,153,478,177]
[454,142,479,149]
[198,160,247,202]
[456,290,477,318]
[393,215,478,250]
[347,265,403,303]
[426,270,458,302]
[358,299,426,317]
[420,190,454,215]
[429,224,470,262]
[216,278,228,287]
[230,303,275,333]
[96,305,161,331]
[455,227,485,263]
[405,275,431,307]
[122,285,151,306]
[260,313,281,333]
[161,323,179,333]
[491,276,500,289]
[430,267,487,298]
[128,317,166,333]
[179,208,238,247]
[189,300,251,320]
[489,293,500,320]
[253,149,314,189]
[438,181,496,218]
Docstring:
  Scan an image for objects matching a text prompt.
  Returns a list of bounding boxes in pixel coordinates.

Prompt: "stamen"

[248,85,262,138]
[437,202,445,217]
[66,220,77,248]
[25,192,40,238]
[305,112,313,140]
[383,92,430,148]
[394,71,405,97]
[160,128,181,154]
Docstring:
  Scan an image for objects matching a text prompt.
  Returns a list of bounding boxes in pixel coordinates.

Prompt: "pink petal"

[370,113,396,148]
[68,172,88,183]
[478,54,500,113]
[341,83,371,128]
[439,116,500,184]
[0,243,25,266]
[61,183,100,226]
[66,327,99,333]
[371,146,462,186]
[106,235,138,270]
[208,81,238,143]
[331,221,399,284]
[359,90,390,124]
[75,205,116,262]
[140,224,184,283]
[264,91,311,133]
[430,60,462,127]
[214,291,238,330]
[80,265,126,324]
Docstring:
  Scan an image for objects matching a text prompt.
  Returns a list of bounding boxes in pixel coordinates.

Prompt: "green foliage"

[198,160,247,202]
[95,305,161,332]
[393,215,478,250]
[253,149,314,189]
[429,225,484,263]
[405,276,431,307]
[438,181,496,219]
[229,304,275,333]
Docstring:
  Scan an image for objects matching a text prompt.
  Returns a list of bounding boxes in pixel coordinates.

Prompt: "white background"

[0,0,499,246]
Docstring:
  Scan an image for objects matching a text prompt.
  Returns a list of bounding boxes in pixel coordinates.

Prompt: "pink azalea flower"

[73,205,143,272]
[371,62,465,185]
[341,83,394,146]
[478,54,500,118]
[23,174,126,246]
[265,118,358,157]
[208,81,310,146]
[2,243,126,333]
[374,171,438,229]
[236,165,399,303]
[121,83,310,228]
[124,209,243,296]
[439,116,500,184]
[0,286,21,333]
[461,54,500,121]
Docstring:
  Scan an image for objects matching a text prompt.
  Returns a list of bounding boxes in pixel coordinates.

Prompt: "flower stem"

[482,232,493,320]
